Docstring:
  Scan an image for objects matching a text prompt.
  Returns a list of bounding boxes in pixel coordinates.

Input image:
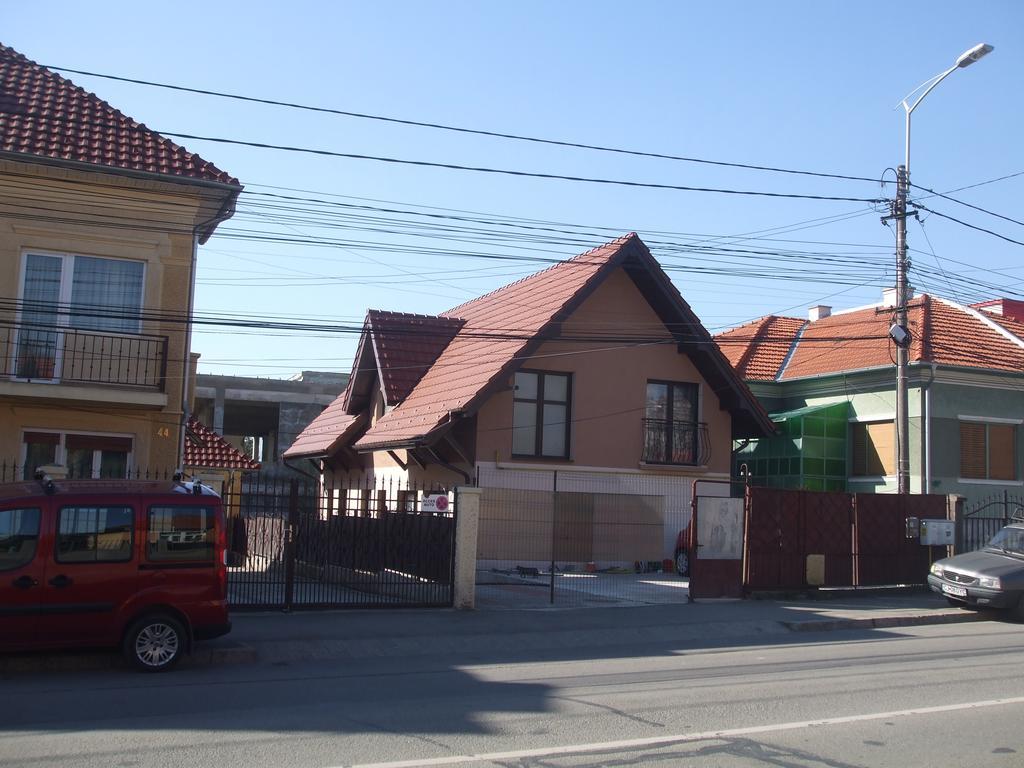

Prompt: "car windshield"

[986,527,1024,556]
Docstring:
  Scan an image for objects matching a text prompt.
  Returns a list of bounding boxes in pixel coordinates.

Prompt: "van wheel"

[124,615,185,672]
[674,549,689,577]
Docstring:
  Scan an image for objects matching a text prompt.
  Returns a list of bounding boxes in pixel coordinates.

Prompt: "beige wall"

[475,267,733,475]
[0,159,218,474]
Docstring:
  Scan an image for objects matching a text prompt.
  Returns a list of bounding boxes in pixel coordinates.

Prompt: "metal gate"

[959,491,1024,554]
[744,487,949,591]
[225,476,456,610]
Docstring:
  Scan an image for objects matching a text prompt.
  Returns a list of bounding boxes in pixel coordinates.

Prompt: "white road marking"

[340,695,1024,768]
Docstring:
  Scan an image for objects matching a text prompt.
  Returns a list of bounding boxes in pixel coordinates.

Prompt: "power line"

[41,63,883,186]
[910,181,1024,229]
[915,204,1024,249]
[11,113,887,204]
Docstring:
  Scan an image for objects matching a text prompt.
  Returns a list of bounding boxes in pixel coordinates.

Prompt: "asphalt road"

[2,619,1023,768]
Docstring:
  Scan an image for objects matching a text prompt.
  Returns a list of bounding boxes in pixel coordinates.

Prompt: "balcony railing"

[1,321,168,392]
[641,419,711,466]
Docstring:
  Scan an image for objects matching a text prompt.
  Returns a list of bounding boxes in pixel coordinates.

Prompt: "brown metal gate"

[745,487,948,591]
[744,488,852,591]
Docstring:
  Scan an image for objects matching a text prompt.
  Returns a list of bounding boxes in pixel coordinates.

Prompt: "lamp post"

[891,43,993,495]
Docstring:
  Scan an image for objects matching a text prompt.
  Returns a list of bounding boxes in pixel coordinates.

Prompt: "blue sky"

[7,2,1024,378]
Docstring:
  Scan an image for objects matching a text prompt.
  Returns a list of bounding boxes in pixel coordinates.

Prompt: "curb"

[0,641,257,676]
[783,610,988,632]
[1,611,992,674]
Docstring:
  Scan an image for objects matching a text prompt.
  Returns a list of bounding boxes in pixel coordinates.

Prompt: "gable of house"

[287,234,773,466]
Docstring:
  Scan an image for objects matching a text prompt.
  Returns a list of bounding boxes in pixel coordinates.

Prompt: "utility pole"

[889,43,993,495]
[894,164,910,495]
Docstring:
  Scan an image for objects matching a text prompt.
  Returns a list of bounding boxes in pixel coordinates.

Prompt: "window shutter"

[988,424,1016,481]
[23,432,60,445]
[960,422,987,479]
[865,422,895,476]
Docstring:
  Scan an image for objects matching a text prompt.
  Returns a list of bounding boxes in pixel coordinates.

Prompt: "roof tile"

[718,295,1024,381]
[714,316,805,381]
[184,417,260,470]
[282,396,362,458]
[0,43,238,185]
[367,310,465,405]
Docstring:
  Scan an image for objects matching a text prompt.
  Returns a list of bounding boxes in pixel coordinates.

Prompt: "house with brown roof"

[0,43,240,479]
[716,293,1024,505]
[285,233,773,560]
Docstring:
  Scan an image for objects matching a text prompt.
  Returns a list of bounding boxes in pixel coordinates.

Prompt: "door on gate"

[690,494,745,599]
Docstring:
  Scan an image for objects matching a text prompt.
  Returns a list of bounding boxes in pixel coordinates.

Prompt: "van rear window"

[148,506,215,562]
[0,508,40,571]
[57,507,134,563]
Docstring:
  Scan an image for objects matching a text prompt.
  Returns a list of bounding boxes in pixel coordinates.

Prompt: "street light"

[891,43,993,495]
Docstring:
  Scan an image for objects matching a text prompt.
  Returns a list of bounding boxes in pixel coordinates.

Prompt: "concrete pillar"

[213,386,226,434]
[453,486,481,610]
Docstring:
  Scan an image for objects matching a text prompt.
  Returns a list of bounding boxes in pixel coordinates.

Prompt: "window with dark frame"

[643,381,699,464]
[56,506,134,563]
[961,421,1017,481]
[512,370,571,459]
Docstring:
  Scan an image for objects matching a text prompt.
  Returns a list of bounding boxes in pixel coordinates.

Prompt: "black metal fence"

[0,462,178,483]
[959,491,1024,554]
[225,474,456,610]
[0,320,168,390]
[474,468,691,608]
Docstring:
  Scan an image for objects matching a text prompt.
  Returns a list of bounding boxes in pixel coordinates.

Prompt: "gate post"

[947,494,965,555]
[453,486,481,610]
[284,479,299,612]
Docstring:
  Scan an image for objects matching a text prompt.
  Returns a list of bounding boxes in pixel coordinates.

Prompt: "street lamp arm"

[900,64,959,118]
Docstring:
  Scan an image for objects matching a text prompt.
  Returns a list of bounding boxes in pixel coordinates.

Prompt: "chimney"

[972,299,1024,323]
[808,305,832,321]
[882,285,914,308]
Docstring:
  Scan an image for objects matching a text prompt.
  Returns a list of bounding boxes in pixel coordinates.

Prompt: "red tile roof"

[716,295,1024,381]
[714,316,806,381]
[0,44,238,185]
[184,417,260,471]
[364,310,465,406]
[282,398,364,459]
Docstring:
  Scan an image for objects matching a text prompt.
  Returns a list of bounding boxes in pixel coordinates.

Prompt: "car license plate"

[942,583,967,598]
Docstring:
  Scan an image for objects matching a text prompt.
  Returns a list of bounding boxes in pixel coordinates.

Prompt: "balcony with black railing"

[1,321,168,392]
[641,418,711,466]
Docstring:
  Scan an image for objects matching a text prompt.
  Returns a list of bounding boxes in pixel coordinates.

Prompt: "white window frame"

[14,250,146,382]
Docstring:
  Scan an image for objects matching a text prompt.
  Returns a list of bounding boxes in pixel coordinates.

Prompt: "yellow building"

[0,44,240,479]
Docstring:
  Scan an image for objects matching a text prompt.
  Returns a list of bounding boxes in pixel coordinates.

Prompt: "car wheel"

[124,614,186,672]
[674,549,689,577]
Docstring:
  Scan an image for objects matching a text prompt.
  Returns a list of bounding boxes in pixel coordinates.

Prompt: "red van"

[0,477,230,671]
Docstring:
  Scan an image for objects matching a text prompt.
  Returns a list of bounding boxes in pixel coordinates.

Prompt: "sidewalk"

[0,591,991,674]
